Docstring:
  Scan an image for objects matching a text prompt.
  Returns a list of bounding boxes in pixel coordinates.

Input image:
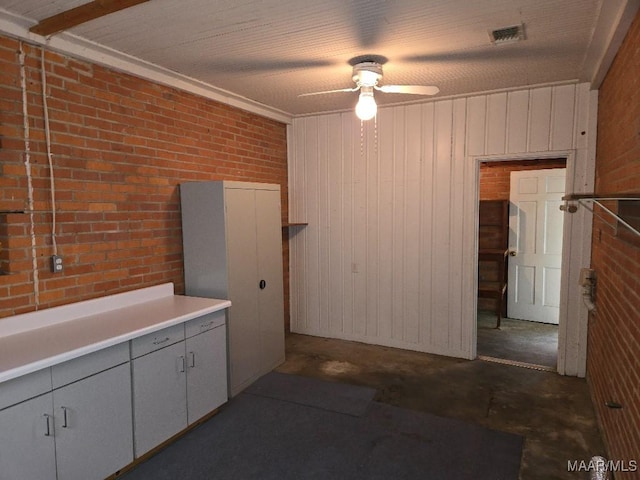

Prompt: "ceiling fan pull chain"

[360,118,365,160]
[374,114,378,161]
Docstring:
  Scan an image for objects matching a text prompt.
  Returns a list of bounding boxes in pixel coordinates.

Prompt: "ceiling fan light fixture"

[352,62,383,87]
[355,87,377,120]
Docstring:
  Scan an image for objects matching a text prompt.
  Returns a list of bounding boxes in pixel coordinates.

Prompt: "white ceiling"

[0,0,637,118]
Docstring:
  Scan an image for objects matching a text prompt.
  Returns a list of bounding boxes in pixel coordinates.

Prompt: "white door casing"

[507,168,566,324]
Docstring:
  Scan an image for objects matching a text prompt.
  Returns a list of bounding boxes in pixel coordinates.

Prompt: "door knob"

[509,250,517,257]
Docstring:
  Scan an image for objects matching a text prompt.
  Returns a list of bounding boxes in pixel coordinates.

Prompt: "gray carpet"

[121,373,523,480]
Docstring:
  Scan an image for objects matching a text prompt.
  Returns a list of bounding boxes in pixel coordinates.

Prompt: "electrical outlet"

[51,255,63,274]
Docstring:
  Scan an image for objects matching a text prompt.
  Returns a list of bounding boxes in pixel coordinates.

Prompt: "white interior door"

[507,168,566,324]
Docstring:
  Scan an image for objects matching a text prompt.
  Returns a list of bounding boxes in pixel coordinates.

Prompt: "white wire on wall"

[19,41,40,308]
[41,48,58,255]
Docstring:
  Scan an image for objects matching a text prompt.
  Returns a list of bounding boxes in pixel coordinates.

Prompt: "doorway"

[476,158,566,369]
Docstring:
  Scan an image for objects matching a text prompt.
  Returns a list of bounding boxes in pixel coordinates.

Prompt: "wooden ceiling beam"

[29,0,151,37]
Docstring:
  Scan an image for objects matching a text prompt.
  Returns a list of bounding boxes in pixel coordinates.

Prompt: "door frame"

[469,150,588,376]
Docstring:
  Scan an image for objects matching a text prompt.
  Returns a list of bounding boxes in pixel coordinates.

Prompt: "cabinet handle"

[259,279,266,289]
[178,356,185,373]
[61,406,69,428]
[200,321,214,330]
[153,336,171,345]
[43,414,51,437]
[189,351,196,368]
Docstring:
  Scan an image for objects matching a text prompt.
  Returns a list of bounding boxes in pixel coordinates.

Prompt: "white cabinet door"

[0,394,56,480]
[132,341,187,457]
[186,325,228,423]
[53,363,133,480]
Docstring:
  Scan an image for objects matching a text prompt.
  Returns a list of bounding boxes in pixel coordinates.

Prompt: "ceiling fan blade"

[298,87,359,97]
[378,85,440,95]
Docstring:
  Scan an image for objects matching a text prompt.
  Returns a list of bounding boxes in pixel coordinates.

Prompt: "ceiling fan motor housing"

[352,62,383,87]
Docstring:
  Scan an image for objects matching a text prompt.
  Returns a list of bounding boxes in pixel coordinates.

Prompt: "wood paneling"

[289,83,596,372]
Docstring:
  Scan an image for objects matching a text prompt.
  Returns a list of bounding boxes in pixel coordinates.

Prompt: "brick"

[588,10,640,469]
[0,36,289,320]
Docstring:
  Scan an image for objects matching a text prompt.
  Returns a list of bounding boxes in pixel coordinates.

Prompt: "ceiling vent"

[489,24,525,45]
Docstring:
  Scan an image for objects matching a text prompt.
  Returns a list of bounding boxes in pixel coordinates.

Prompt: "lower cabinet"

[0,355,132,480]
[132,340,188,456]
[185,324,227,423]
[0,393,56,480]
[53,363,133,480]
[132,314,227,457]
[0,311,228,478]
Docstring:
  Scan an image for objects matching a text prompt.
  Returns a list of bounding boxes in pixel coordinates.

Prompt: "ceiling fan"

[299,59,440,120]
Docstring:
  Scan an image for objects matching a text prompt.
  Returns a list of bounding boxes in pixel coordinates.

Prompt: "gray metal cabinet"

[131,314,227,457]
[53,363,133,480]
[0,369,55,480]
[50,343,133,480]
[181,181,285,396]
[185,319,228,423]
[131,327,188,457]
[0,344,133,480]
[0,393,56,480]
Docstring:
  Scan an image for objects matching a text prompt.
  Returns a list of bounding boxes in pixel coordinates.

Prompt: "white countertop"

[0,283,231,384]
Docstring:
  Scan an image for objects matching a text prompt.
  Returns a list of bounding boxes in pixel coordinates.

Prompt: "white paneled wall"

[289,83,596,375]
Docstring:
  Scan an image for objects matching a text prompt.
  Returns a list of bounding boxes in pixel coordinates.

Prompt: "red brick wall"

[479,159,567,201]
[589,10,640,472]
[0,36,290,326]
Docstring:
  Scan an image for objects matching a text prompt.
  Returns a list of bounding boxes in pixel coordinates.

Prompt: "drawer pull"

[200,321,214,330]
[153,337,171,346]
[44,414,51,437]
[189,351,196,368]
[178,356,186,373]
[61,406,69,428]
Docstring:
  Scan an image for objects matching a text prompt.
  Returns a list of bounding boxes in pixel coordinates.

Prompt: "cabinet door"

[53,363,133,480]
[186,325,228,423]
[255,188,285,370]
[131,341,187,457]
[0,394,56,480]
[225,187,261,394]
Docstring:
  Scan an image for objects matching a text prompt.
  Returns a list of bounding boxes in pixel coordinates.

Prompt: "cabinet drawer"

[131,323,185,358]
[52,343,129,389]
[185,311,225,338]
[0,368,52,411]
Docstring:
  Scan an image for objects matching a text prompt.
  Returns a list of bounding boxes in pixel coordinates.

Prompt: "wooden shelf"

[478,201,509,328]
[479,248,509,258]
[282,222,308,227]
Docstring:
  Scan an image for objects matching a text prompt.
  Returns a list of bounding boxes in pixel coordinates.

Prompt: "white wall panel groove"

[289,83,595,372]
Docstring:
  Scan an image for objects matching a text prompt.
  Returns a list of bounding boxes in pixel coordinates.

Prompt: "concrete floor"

[477,311,559,368]
[277,333,604,480]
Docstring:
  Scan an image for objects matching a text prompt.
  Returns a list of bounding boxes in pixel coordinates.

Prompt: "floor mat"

[122,373,523,480]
